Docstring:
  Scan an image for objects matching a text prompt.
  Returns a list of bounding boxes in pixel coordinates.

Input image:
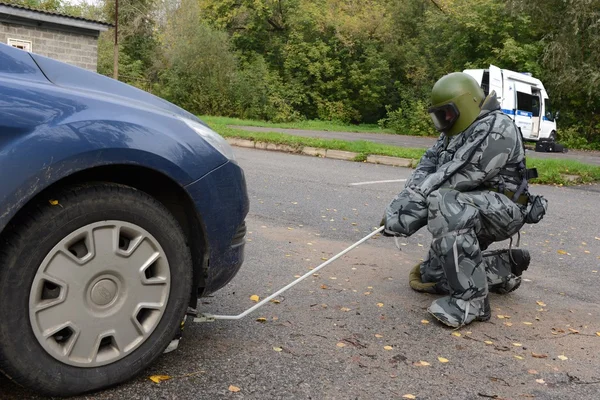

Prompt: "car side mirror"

[555,111,560,120]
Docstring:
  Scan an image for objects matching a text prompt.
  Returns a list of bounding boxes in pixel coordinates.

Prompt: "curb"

[225,138,415,168]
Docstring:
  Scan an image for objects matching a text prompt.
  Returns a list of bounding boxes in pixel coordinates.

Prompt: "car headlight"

[181,118,236,161]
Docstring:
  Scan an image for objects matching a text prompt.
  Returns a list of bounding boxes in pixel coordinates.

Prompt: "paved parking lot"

[3,148,600,399]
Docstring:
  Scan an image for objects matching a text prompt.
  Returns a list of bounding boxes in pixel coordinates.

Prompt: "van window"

[544,98,554,121]
[531,96,540,117]
[481,71,490,96]
[516,91,533,113]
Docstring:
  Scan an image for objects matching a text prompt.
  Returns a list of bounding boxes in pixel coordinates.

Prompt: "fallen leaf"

[504,322,513,327]
[384,345,393,350]
[270,299,281,304]
[595,237,600,241]
[452,332,462,337]
[149,375,171,384]
[528,370,538,374]
[364,292,371,295]
[523,322,533,325]
[596,332,600,337]
[513,343,523,347]
[250,295,260,302]
[273,347,282,352]
[414,361,430,367]
[536,301,547,307]
[568,328,579,334]
[536,379,546,384]
[377,303,384,308]
[256,317,267,323]
[229,385,241,393]
[421,320,430,325]
[557,250,568,255]
[437,357,449,363]
[321,284,329,289]
[497,315,507,319]
[336,342,346,348]
[375,334,383,338]
[515,355,524,360]
[402,395,417,399]
[484,340,494,345]
[557,355,568,361]
[531,352,548,359]
[49,199,59,206]
[329,277,337,280]
[340,307,351,312]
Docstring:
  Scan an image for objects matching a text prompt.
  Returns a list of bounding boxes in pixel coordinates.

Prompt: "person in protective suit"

[381,72,547,328]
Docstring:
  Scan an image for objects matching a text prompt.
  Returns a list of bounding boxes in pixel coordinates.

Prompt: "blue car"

[0,43,248,396]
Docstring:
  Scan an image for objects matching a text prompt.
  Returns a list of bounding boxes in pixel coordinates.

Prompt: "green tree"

[153,0,240,116]
[511,0,600,144]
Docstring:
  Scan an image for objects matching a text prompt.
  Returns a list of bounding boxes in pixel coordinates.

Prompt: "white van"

[463,65,557,142]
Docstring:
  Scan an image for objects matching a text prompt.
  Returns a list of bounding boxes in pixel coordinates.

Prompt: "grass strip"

[206,119,600,186]
[201,115,395,134]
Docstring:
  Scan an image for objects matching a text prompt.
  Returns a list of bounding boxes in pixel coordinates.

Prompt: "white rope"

[194,226,385,322]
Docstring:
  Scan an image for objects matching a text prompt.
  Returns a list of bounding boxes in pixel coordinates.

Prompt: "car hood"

[29,52,201,122]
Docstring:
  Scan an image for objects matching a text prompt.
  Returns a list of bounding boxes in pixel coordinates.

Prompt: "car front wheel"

[0,183,192,397]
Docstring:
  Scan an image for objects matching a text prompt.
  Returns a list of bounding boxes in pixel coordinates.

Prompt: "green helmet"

[428,72,485,136]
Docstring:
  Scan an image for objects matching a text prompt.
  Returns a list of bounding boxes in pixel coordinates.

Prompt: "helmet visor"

[428,103,460,132]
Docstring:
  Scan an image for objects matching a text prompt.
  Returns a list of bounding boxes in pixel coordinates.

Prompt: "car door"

[514,83,535,140]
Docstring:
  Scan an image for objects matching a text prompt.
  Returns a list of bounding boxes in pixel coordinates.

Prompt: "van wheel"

[0,183,192,397]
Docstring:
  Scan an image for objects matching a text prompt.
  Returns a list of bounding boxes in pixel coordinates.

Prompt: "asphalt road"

[2,148,600,399]
[231,125,600,166]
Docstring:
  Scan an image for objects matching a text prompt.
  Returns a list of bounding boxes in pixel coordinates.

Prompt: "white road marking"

[349,179,407,186]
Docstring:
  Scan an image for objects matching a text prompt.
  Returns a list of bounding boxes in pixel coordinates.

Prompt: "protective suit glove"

[383,187,428,237]
[408,263,438,294]
[380,215,399,237]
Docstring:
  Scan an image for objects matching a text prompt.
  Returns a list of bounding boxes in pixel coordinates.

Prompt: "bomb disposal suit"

[382,72,548,328]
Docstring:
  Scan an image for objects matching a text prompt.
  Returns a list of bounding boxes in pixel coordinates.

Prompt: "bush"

[558,125,600,150]
[379,99,436,136]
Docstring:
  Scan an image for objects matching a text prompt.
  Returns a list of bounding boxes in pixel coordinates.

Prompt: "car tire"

[0,183,192,397]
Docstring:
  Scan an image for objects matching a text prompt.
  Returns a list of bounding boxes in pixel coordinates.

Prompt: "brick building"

[0,2,111,71]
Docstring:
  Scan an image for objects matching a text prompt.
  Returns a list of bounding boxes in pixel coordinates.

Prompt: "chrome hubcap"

[29,221,171,367]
